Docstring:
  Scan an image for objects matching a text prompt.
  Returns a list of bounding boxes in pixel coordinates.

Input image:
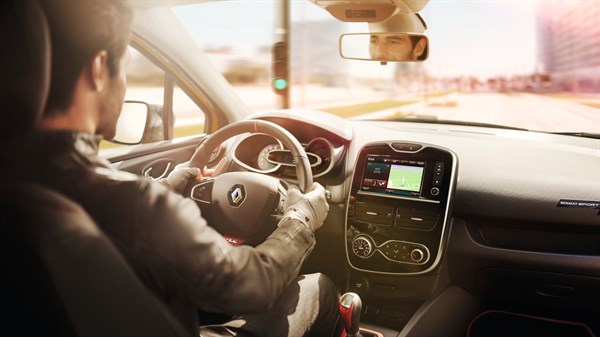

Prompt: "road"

[357,92,600,134]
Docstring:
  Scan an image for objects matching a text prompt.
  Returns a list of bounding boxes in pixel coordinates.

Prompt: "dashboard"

[227,109,600,333]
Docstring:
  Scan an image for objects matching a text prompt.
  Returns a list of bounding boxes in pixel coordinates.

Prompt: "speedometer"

[257,144,281,171]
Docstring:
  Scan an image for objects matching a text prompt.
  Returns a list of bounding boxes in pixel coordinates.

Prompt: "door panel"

[106,136,204,176]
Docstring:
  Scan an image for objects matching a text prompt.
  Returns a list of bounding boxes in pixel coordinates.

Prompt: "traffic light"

[272,41,288,96]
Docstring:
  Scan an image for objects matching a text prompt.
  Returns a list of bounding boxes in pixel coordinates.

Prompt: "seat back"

[0,182,191,337]
[0,1,190,335]
[0,0,50,141]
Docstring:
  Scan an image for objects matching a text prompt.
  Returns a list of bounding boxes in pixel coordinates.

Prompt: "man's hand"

[282,183,329,232]
[158,167,201,195]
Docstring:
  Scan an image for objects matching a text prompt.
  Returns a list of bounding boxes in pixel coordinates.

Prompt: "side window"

[173,83,206,139]
[99,46,165,150]
[100,46,205,150]
[125,47,165,106]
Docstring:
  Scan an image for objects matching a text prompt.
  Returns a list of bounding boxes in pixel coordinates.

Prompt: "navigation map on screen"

[386,164,424,192]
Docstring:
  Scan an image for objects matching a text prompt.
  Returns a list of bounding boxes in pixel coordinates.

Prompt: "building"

[537,2,600,92]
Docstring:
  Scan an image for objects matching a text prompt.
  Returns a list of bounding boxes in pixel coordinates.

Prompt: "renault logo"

[228,184,246,207]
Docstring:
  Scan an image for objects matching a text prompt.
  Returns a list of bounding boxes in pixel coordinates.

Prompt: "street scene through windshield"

[127,1,600,134]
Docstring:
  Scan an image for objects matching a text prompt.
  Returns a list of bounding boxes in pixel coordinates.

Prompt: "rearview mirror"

[339,32,429,63]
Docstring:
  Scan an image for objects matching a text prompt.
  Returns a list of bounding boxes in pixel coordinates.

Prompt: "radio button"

[410,249,425,263]
[378,240,429,264]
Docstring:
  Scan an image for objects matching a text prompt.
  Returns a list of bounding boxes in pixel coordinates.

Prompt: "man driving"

[5,1,339,336]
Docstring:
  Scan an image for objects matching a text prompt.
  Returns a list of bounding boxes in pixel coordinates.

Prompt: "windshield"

[172,1,600,134]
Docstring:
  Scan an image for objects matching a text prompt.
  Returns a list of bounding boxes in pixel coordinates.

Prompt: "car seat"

[0,1,190,335]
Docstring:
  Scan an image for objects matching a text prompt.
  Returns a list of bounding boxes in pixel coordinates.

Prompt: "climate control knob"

[352,235,374,259]
[410,248,425,263]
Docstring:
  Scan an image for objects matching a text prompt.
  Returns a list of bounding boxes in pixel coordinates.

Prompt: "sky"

[173,0,541,79]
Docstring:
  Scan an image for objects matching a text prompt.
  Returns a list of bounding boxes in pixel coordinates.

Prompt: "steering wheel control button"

[430,187,440,196]
[191,181,213,203]
[227,184,246,207]
[391,143,423,152]
[352,235,374,258]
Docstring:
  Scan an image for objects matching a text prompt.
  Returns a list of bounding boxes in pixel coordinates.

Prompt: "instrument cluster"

[232,133,343,178]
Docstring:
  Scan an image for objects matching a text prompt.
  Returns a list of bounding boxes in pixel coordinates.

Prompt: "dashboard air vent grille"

[354,202,394,226]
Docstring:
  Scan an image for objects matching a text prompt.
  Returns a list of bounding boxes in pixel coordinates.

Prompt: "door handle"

[143,162,171,180]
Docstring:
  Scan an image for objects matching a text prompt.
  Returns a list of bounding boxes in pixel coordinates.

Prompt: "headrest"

[0,0,51,141]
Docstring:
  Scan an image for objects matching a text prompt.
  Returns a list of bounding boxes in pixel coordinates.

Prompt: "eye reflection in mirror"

[340,33,429,63]
[370,34,427,61]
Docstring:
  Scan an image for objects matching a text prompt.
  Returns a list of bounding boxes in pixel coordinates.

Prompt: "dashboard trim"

[357,190,441,204]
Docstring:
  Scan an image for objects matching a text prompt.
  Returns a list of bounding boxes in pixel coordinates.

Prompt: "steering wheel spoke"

[190,179,214,204]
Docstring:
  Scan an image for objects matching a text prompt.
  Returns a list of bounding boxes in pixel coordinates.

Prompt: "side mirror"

[111,101,164,145]
[339,32,429,63]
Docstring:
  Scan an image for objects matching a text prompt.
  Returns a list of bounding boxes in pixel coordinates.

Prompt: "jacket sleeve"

[131,180,316,315]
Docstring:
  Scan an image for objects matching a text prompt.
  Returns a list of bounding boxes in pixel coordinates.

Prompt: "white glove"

[158,167,201,194]
[282,183,329,232]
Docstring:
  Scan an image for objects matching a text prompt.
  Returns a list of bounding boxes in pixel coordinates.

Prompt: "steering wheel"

[184,120,313,246]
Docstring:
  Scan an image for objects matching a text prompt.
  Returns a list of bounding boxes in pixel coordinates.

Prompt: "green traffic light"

[273,78,288,90]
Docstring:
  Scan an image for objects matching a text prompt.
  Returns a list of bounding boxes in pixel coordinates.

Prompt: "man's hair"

[409,36,428,61]
[39,0,133,115]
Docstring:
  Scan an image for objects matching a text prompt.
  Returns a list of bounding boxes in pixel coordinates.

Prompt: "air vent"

[395,208,438,231]
[354,202,393,226]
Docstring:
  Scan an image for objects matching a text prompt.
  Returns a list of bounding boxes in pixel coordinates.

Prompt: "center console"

[344,142,457,331]
[346,142,456,274]
[346,142,457,274]
[346,142,457,275]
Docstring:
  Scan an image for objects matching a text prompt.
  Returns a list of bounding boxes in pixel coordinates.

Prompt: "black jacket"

[2,130,316,334]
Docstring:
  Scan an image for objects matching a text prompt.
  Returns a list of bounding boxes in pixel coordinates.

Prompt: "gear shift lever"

[339,292,362,337]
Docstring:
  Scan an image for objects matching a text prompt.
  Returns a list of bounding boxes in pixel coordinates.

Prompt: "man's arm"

[132,180,322,315]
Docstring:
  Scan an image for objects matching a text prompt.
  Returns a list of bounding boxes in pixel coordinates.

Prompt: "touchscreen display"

[361,156,425,196]
[387,164,424,192]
